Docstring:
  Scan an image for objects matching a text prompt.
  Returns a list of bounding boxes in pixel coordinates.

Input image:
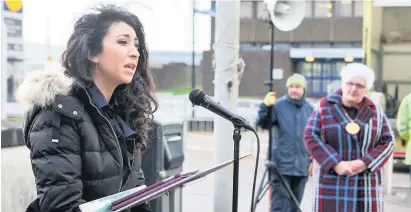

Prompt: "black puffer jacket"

[16,70,151,212]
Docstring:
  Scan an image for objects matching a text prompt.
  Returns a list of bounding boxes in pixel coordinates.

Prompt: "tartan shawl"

[303,89,395,212]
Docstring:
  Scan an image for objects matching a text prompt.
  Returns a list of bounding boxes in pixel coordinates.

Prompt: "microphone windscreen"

[189,88,206,106]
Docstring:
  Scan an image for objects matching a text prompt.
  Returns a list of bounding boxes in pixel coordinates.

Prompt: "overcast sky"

[22,0,212,52]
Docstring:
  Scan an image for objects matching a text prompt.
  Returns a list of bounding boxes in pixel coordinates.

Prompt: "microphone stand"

[230,116,251,212]
[265,19,275,193]
[252,21,302,212]
[232,125,241,212]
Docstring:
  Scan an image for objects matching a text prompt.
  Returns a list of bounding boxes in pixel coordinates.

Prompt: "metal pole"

[213,0,240,212]
[267,21,275,183]
[191,0,196,118]
[232,127,242,212]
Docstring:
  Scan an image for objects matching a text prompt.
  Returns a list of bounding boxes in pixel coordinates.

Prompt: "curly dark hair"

[61,4,158,152]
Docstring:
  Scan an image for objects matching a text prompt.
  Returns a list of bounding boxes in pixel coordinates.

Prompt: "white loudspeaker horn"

[264,0,305,32]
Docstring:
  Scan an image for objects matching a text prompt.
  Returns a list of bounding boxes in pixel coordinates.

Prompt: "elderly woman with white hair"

[303,63,395,212]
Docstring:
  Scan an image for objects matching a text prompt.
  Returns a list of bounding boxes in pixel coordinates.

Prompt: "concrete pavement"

[182,132,411,212]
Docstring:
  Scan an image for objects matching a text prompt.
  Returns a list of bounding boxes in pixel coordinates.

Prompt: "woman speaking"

[16,5,157,212]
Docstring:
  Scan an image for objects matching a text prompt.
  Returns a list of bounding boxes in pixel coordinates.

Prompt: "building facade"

[202,0,365,97]
[2,1,24,102]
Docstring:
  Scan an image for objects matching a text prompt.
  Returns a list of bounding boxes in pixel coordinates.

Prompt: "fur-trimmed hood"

[15,70,74,111]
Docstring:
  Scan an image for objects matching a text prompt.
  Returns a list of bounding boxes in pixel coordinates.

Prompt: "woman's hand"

[346,160,367,176]
[333,161,354,176]
[334,160,367,176]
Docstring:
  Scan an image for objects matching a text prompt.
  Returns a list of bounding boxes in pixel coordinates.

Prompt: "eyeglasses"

[346,82,365,90]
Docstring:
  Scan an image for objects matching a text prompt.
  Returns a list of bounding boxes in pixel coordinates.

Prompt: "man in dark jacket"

[257,73,313,212]
[15,70,151,212]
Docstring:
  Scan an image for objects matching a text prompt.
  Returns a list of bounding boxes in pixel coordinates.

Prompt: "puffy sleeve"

[361,108,395,172]
[303,106,342,173]
[28,109,85,212]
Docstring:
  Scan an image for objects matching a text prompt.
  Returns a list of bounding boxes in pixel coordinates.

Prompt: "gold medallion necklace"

[343,108,360,135]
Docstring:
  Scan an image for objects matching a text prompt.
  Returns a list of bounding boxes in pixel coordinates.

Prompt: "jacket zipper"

[79,85,126,192]
[121,147,136,190]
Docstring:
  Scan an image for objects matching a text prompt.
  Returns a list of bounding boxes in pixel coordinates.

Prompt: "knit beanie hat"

[286,73,307,88]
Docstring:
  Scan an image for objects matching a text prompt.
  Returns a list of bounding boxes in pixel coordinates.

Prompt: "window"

[312,43,331,48]
[336,62,346,75]
[299,43,313,48]
[256,1,268,20]
[314,1,333,18]
[335,0,353,17]
[7,61,24,102]
[274,43,292,50]
[352,42,362,47]
[7,43,23,51]
[333,42,353,47]
[300,63,312,77]
[322,63,332,77]
[240,1,253,18]
[312,63,321,76]
[312,80,321,93]
[354,0,363,17]
[240,44,259,51]
[297,61,353,96]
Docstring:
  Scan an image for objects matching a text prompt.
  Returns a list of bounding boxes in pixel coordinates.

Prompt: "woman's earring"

[94,62,99,72]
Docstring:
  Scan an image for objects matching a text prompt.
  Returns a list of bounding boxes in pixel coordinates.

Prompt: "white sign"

[272,69,283,80]
[289,48,363,59]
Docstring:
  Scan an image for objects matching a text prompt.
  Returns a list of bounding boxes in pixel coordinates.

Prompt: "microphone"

[188,88,254,131]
